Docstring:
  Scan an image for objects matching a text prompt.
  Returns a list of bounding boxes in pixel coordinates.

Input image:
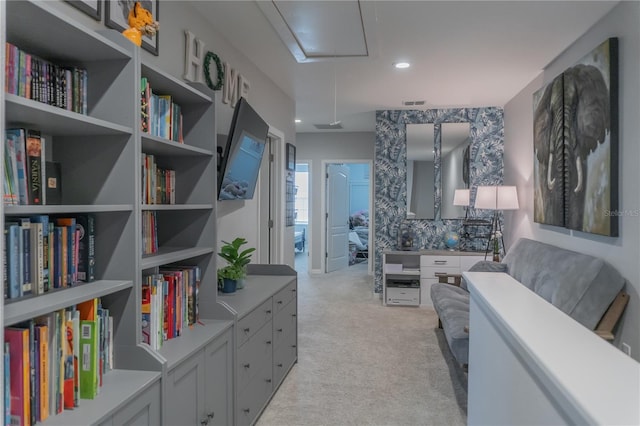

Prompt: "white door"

[326,164,350,272]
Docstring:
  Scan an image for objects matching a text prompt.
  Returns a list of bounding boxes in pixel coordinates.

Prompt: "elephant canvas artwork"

[533,38,618,236]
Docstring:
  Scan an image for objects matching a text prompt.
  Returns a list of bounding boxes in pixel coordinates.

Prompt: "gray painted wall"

[503,1,640,360]
[296,132,375,272]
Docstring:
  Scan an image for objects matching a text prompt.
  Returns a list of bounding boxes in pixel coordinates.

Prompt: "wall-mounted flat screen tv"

[217,97,269,200]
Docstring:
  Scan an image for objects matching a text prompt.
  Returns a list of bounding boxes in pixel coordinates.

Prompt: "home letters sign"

[183,30,250,108]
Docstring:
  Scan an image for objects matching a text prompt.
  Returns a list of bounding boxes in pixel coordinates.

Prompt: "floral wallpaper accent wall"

[374,108,504,293]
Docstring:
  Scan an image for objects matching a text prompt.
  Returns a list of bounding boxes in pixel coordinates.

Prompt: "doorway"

[323,161,371,274]
[294,162,310,272]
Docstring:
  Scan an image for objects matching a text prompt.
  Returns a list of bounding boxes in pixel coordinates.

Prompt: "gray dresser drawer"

[237,320,273,392]
[238,298,273,347]
[273,331,297,388]
[236,365,273,426]
[273,298,297,346]
[273,280,297,313]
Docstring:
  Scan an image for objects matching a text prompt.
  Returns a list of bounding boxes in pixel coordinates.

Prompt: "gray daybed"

[431,238,629,367]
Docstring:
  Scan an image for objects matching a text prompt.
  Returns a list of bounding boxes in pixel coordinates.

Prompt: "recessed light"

[295,119,301,123]
[394,62,410,69]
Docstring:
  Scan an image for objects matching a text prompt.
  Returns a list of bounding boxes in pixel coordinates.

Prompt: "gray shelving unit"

[1,1,239,424]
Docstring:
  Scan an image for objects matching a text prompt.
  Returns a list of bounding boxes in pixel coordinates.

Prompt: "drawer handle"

[265,378,272,383]
[277,363,283,367]
[243,327,250,333]
[277,328,283,332]
[266,309,272,314]
[291,288,297,292]
[243,363,250,369]
[434,260,447,265]
[207,412,214,419]
[291,314,297,318]
[266,340,272,345]
[277,300,283,305]
[291,344,297,348]
[243,408,250,414]
[200,420,208,426]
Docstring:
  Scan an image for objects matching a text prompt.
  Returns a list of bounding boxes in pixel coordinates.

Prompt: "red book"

[5,327,30,426]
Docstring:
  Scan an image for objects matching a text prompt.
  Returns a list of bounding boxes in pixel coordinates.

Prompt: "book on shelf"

[4,128,20,205]
[63,310,76,409]
[140,77,184,142]
[25,129,43,205]
[55,217,78,286]
[35,324,50,422]
[5,327,30,426]
[4,342,10,426]
[5,222,22,299]
[19,218,31,296]
[45,161,62,205]
[30,215,50,293]
[75,214,96,283]
[29,219,44,295]
[77,298,98,400]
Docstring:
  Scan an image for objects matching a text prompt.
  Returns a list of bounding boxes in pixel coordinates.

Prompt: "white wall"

[52,1,296,267]
[296,132,375,272]
[503,1,640,360]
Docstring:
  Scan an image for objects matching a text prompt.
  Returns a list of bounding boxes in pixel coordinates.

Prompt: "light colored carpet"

[256,259,467,426]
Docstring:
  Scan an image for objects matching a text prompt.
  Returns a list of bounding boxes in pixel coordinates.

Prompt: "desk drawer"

[421,255,460,268]
[238,298,273,347]
[421,266,459,280]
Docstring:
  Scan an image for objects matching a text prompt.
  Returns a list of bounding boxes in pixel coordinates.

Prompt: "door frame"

[257,126,285,265]
[294,159,311,272]
[320,159,374,275]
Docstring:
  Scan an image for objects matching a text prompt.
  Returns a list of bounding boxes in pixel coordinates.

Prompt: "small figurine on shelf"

[122,2,159,47]
[492,230,502,262]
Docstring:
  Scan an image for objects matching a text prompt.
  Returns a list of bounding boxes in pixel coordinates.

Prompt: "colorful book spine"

[5,327,30,426]
[29,220,44,295]
[5,223,21,299]
[79,320,98,400]
[19,218,31,295]
[74,214,96,283]
[25,129,43,205]
[36,324,49,422]
[31,215,50,292]
[4,342,10,426]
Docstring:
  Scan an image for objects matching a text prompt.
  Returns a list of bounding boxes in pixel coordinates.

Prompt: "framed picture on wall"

[286,143,296,171]
[105,0,159,56]
[65,0,102,21]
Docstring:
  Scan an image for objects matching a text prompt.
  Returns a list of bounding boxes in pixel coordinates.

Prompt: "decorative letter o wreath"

[204,51,224,91]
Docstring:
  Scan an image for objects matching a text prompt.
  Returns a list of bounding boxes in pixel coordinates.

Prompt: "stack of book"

[4,128,62,207]
[141,265,201,350]
[4,298,112,425]
[141,211,158,256]
[5,42,88,114]
[140,77,183,143]
[4,214,96,300]
[141,153,175,205]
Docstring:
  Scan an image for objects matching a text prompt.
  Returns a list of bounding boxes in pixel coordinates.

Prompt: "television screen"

[218,98,269,200]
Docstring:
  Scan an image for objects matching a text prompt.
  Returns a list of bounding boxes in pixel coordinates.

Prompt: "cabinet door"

[204,329,233,426]
[111,380,161,426]
[165,351,206,426]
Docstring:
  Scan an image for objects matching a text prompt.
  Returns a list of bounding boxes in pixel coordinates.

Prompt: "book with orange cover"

[5,327,30,426]
[35,324,49,421]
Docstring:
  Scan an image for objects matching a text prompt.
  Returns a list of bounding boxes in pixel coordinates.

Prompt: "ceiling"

[192,1,618,133]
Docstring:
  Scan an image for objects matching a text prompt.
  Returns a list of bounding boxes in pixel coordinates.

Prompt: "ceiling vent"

[314,122,344,130]
[403,100,426,106]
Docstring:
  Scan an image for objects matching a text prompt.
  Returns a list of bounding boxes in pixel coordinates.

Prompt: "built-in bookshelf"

[0,1,231,424]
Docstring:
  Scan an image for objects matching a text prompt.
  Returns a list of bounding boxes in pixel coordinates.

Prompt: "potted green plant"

[218,237,255,290]
[217,264,244,293]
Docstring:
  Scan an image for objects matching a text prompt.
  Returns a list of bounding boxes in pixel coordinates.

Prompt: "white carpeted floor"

[256,255,467,426]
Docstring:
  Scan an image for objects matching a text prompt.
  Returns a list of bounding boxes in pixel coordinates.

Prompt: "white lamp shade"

[474,186,497,210]
[453,189,470,207]
[474,185,519,210]
[497,186,519,210]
